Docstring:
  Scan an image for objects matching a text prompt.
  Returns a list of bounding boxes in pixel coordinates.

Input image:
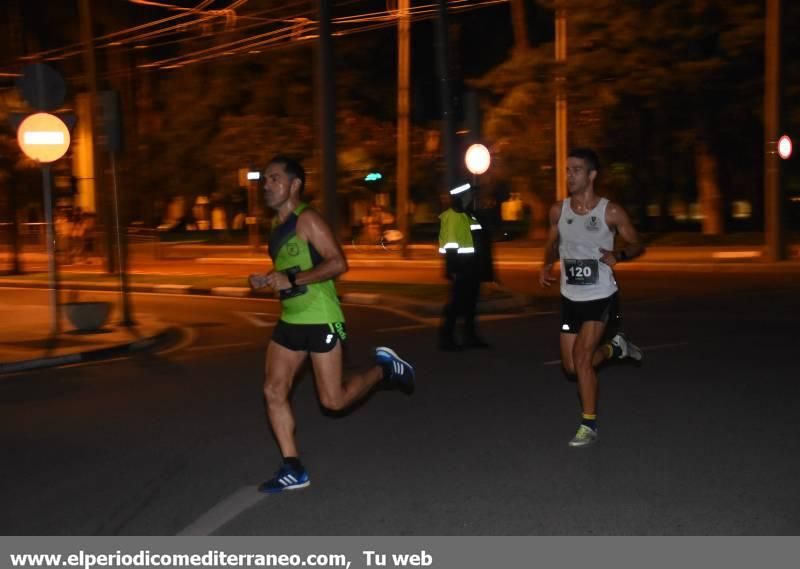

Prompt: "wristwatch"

[287,271,298,288]
[616,250,628,262]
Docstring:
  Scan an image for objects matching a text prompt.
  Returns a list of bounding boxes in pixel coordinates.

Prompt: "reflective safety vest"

[438,208,481,255]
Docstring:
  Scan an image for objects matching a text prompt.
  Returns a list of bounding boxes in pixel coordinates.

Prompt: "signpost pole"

[110,153,133,325]
[41,163,60,337]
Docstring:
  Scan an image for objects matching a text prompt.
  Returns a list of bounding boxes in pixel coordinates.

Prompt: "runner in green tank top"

[248,155,416,494]
[268,202,345,325]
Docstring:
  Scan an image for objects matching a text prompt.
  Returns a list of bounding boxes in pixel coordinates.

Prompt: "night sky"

[2,1,544,90]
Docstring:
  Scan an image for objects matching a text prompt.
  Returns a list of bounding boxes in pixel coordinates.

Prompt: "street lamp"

[778,135,792,160]
[465,143,491,178]
[465,143,491,204]
[465,143,491,216]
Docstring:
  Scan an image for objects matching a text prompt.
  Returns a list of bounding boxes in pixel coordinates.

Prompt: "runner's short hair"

[568,148,601,175]
[268,155,306,195]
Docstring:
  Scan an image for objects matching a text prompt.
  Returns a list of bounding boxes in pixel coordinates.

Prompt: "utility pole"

[317,0,338,234]
[435,0,457,194]
[79,0,115,273]
[764,0,784,261]
[510,0,529,54]
[396,0,410,255]
[6,0,23,275]
[555,8,568,201]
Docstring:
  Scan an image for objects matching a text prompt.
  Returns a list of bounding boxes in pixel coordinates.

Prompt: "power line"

[5,0,309,67]
[143,0,509,69]
[2,0,508,74]
[17,0,219,62]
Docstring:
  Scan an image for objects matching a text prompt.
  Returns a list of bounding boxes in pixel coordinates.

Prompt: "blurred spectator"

[82,213,97,262]
[55,209,74,264]
[232,210,246,230]
[70,207,86,262]
[212,205,228,230]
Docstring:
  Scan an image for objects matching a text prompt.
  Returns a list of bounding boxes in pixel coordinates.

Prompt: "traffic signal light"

[364,172,383,182]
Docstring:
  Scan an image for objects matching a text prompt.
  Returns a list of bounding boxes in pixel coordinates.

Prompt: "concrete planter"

[62,301,112,332]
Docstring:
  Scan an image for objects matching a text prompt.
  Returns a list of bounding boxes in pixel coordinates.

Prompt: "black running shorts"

[271,320,348,353]
[560,293,621,336]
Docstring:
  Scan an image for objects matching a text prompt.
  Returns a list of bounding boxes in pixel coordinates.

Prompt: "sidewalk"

[0,302,176,376]
[0,277,528,376]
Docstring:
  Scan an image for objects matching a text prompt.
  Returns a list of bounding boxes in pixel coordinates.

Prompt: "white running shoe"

[611,333,643,361]
[568,424,598,448]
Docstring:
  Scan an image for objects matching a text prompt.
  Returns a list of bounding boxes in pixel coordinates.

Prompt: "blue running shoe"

[258,463,310,494]
[376,346,415,392]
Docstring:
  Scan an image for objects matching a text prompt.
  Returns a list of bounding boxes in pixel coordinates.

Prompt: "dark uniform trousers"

[441,269,482,344]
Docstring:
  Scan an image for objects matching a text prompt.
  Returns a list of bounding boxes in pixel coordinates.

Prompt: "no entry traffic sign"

[17,112,71,163]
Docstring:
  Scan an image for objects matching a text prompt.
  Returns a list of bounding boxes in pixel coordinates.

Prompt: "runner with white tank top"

[539,148,646,448]
[558,197,618,302]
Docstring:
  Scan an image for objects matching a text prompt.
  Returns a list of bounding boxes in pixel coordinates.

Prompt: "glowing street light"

[465,143,491,176]
[778,135,792,160]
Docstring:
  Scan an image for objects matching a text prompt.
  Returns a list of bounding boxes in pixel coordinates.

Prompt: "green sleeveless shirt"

[268,203,345,324]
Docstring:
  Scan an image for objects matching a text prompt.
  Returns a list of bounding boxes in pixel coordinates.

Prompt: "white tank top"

[557,197,618,301]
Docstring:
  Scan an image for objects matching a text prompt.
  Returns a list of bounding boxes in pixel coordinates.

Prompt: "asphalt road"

[1,270,799,535]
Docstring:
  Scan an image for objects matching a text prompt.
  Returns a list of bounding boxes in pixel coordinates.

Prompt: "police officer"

[438,182,493,351]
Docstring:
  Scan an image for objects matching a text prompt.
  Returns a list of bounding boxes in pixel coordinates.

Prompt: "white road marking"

[152,284,193,294]
[211,287,252,297]
[0,304,49,311]
[157,326,197,356]
[543,341,690,365]
[712,251,761,259]
[176,486,266,536]
[236,312,278,327]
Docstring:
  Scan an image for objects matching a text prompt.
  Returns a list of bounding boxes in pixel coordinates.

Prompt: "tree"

[476,0,765,234]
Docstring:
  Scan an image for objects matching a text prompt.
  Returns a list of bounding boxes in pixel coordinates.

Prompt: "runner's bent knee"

[318,391,346,412]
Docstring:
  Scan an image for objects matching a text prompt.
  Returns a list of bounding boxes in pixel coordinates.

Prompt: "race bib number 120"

[564,259,599,285]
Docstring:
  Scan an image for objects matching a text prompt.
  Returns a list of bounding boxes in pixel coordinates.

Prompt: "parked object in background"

[62,301,111,333]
